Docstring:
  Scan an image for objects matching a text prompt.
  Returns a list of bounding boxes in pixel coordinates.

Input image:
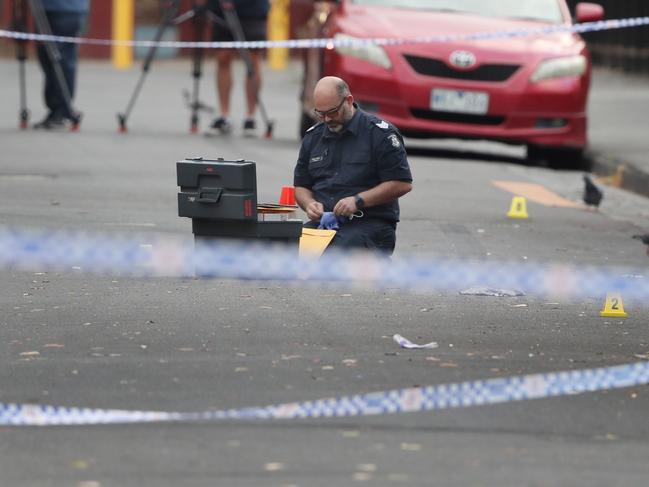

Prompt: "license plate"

[431,89,489,115]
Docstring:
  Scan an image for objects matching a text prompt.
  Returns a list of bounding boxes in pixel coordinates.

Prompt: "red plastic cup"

[279,185,296,206]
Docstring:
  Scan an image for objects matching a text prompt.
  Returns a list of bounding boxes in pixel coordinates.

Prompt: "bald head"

[313,77,354,133]
[314,76,351,101]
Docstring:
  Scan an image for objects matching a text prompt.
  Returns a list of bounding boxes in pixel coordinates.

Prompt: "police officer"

[293,76,413,255]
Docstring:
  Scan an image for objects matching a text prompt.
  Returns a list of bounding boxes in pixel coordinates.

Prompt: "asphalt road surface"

[1,59,649,487]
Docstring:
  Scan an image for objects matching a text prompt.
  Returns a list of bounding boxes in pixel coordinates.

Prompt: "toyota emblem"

[449,50,476,69]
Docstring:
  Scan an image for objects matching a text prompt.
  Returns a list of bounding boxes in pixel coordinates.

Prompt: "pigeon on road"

[583,175,603,207]
[632,234,649,245]
[632,234,649,256]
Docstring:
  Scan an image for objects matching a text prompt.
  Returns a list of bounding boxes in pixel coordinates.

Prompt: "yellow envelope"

[299,228,337,258]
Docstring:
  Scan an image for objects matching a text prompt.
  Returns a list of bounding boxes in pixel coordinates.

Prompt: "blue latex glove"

[318,212,345,230]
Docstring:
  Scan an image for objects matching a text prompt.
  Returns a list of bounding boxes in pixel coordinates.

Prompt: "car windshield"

[352,0,565,23]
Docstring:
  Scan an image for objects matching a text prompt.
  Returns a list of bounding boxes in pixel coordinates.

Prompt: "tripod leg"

[12,0,30,129]
[218,0,274,138]
[28,0,82,130]
[117,0,182,132]
[189,5,207,133]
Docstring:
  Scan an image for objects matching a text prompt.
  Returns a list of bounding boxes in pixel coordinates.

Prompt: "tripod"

[117,0,274,138]
[11,0,82,130]
[11,0,29,129]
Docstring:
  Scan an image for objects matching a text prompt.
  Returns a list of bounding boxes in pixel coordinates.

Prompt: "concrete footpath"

[588,68,649,198]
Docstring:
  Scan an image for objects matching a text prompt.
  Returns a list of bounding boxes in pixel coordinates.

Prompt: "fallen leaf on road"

[281,354,301,361]
[353,472,373,481]
[460,287,524,297]
[393,334,438,349]
[400,443,422,451]
[20,351,40,357]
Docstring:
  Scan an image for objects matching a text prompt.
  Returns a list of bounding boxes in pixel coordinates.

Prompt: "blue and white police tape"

[0,227,647,299]
[1,16,648,50]
[1,360,648,426]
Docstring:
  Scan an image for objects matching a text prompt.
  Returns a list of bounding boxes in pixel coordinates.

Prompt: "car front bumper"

[331,54,590,149]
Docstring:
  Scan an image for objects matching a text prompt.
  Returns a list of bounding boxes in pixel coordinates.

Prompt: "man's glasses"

[313,97,347,120]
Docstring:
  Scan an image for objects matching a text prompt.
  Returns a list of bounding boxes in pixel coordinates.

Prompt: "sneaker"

[242,118,256,137]
[33,116,68,130]
[208,117,232,135]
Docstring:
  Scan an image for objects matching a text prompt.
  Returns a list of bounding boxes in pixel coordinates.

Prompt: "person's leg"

[238,18,267,134]
[34,11,83,126]
[326,219,397,255]
[51,12,84,119]
[36,38,57,119]
[245,50,262,119]
[216,49,235,119]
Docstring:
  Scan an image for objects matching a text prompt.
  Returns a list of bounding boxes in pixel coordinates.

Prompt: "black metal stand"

[117,0,274,137]
[117,0,183,133]
[11,0,30,129]
[27,0,82,130]
[188,3,209,133]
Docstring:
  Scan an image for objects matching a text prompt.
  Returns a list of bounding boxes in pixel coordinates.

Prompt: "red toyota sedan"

[299,0,604,168]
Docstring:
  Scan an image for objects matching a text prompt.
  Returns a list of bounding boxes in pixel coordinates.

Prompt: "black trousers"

[305,217,397,255]
[36,11,85,119]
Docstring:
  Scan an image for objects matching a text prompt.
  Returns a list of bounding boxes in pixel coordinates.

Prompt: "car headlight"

[531,55,587,83]
[333,33,392,70]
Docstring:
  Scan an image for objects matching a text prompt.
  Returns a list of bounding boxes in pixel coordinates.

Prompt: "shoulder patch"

[388,133,401,148]
[375,120,390,130]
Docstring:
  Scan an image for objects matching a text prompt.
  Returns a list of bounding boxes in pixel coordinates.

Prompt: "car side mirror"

[575,2,604,23]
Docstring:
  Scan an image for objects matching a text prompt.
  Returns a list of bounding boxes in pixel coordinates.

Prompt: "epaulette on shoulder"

[374,120,390,130]
[306,122,322,133]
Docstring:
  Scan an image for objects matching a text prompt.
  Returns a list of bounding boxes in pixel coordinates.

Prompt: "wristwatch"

[354,194,365,210]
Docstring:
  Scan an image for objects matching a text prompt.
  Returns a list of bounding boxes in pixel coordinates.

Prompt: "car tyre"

[527,145,589,171]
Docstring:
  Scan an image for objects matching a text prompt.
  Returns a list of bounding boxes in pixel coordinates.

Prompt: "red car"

[299,0,604,168]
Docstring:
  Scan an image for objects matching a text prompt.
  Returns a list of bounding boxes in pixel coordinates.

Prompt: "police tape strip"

[1,360,648,426]
[1,17,648,50]
[1,227,647,299]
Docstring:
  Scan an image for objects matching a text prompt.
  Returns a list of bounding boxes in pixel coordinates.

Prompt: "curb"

[588,149,649,199]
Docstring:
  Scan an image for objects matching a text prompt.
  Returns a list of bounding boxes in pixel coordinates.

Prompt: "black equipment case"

[177,157,303,244]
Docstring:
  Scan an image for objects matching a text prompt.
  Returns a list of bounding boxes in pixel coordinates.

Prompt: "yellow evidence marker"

[600,293,628,318]
[507,196,529,219]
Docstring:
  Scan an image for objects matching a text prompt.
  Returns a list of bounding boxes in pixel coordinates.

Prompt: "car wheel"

[527,145,589,171]
[299,110,316,139]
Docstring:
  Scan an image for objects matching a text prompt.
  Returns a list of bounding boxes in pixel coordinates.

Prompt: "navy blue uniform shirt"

[294,108,412,223]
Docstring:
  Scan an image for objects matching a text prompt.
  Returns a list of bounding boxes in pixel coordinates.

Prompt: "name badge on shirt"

[309,149,328,164]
